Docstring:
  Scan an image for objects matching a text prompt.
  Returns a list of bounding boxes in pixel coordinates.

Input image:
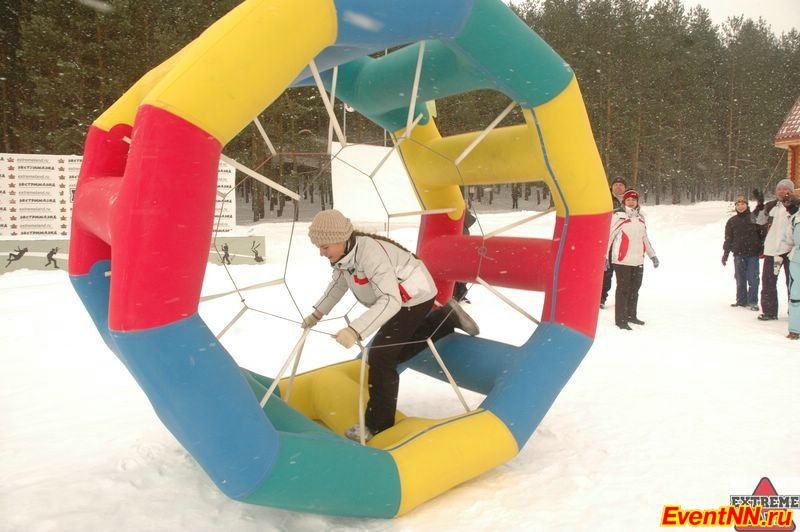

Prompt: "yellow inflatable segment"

[142,0,338,144]
[276,359,519,516]
[277,360,407,435]
[528,78,608,216]
[93,50,185,132]
[398,122,541,186]
[387,411,518,515]
[397,78,608,218]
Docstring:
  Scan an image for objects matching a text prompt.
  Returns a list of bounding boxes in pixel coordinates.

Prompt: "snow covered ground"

[1,202,798,531]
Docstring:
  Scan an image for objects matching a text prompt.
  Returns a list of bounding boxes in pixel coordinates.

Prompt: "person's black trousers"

[365,298,454,434]
[601,264,614,304]
[613,264,643,326]
[761,254,791,318]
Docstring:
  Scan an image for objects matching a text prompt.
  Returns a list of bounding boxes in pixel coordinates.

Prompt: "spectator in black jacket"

[722,194,765,310]
[600,177,627,308]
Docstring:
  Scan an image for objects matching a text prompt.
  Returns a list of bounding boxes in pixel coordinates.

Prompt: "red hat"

[622,190,639,201]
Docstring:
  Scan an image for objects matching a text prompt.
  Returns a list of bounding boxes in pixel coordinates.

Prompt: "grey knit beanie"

[776,179,795,193]
[308,209,353,246]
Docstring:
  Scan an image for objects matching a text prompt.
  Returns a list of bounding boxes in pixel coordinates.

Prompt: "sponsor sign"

[0,153,236,236]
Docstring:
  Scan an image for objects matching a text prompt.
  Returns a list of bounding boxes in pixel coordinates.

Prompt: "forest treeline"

[1,0,798,205]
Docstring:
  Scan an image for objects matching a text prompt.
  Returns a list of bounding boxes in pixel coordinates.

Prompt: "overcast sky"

[680,0,799,35]
[508,1,798,35]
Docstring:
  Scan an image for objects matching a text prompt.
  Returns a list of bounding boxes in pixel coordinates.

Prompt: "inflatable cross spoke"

[69,0,610,518]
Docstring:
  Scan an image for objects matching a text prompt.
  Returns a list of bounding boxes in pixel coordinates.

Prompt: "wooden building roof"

[775,96,800,148]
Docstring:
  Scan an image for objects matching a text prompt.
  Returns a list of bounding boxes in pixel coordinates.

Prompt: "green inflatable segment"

[240,432,401,517]
[331,0,572,131]
[334,41,491,130]
[240,368,401,516]
[452,0,573,107]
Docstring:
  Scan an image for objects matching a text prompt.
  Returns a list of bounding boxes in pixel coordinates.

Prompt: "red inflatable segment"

[416,212,463,302]
[540,212,610,337]
[417,211,609,338]
[69,123,132,276]
[108,105,221,331]
[74,177,123,245]
[420,235,553,292]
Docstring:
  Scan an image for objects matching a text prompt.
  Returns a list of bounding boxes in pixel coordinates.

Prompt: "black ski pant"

[760,254,791,318]
[613,264,643,326]
[365,298,454,434]
[601,260,614,304]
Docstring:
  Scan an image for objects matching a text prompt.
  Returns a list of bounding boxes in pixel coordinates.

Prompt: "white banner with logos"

[0,153,236,237]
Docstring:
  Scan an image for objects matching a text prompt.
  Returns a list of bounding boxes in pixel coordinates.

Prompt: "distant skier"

[221,243,231,265]
[45,247,59,269]
[6,246,28,268]
[251,241,264,263]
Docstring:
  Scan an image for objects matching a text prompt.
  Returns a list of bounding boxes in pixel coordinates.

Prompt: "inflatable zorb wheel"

[69,0,610,518]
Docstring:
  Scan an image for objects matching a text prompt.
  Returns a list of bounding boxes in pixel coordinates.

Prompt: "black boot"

[628,318,645,325]
[444,298,480,336]
[617,322,632,330]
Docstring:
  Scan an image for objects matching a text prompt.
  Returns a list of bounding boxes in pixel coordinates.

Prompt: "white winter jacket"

[608,207,656,266]
[762,201,794,257]
[314,235,437,339]
[788,212,800,263]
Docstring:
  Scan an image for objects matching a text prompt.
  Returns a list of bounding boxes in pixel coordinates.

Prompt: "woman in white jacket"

[302,210,479,441]
[608,190,659,330]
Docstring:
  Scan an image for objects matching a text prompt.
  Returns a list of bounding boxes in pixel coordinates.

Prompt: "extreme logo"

[661,478,797,530]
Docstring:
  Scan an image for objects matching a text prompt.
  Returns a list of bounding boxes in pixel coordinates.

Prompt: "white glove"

[774,256,784,276]
[302,311,321,329]
[335,327,359,349]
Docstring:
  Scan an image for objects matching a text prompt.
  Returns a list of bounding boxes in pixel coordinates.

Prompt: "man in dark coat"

[722,195,764,309]
[600,177,627,308]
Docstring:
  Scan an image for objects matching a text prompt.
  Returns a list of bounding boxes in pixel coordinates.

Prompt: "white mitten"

[334,327,358,348]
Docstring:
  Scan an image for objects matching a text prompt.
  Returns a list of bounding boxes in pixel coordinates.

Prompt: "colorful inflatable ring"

[70,0,609,518]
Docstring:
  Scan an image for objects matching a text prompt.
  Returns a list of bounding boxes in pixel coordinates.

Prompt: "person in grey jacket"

[754,179,795,321]
[302,209,479,442]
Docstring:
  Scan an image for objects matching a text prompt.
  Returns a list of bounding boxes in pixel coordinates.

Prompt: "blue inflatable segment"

[480,322,592,447]
[291,0,474,89]
[332,0,474,47]
[70,260,116,352]
[403,322,592,448]
[400,334,516,395]
[71,262,279,499]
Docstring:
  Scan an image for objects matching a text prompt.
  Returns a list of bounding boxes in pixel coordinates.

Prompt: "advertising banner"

[0,153,236,237]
